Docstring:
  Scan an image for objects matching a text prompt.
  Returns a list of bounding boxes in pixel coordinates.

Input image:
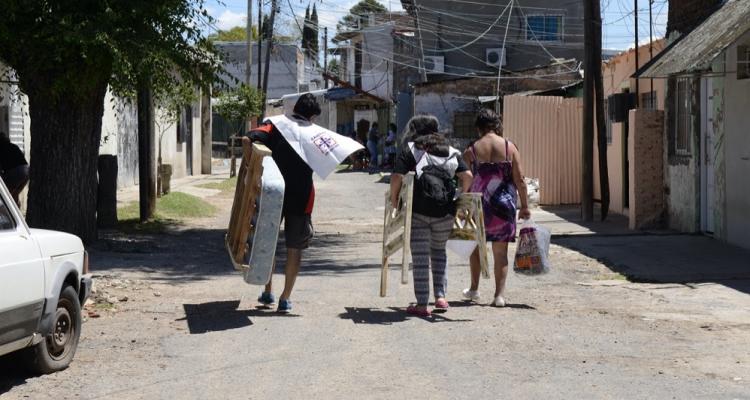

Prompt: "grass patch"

[196,177,237,193]
[117,192,217,233]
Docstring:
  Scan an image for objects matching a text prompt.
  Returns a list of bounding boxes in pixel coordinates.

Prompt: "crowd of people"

[250,94,529,316]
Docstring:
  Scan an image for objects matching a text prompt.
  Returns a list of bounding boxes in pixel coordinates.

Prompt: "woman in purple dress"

[462,109,530,307]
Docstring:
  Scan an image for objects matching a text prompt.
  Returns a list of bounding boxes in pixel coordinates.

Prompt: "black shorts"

[284,214,314,249]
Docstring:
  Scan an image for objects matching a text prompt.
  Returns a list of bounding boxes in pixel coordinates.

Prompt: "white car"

[0,179,92,373]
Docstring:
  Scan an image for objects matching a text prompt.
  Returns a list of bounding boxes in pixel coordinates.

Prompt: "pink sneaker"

[434,298,449,310]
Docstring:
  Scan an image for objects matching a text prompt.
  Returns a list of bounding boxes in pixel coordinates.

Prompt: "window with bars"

[526,15,563,42]
[453,111,479,139]
[738,45,750,80]
[641,91,657,110]
[674,78,691,156]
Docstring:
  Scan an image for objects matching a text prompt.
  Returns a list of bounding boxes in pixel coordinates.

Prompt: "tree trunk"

[97,154,118,228]
[593,0,609,221]
[26,85,108,243]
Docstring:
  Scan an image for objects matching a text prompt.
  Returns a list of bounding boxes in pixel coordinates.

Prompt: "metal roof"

[638,0,750,78]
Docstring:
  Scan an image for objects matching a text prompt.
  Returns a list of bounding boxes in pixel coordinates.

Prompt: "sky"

[204,0,669,51]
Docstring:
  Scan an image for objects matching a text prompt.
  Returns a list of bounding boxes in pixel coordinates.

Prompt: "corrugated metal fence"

[503,95,582,205]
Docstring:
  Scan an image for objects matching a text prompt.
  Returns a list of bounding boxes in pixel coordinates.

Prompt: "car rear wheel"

[25,285,81,374]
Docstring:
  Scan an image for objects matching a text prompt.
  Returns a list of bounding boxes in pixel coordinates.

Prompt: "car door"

[0,183,45,346]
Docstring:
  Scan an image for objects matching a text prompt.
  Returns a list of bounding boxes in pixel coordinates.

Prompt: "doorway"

[700,78,716,235]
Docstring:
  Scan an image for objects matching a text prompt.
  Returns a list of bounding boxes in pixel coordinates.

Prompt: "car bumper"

[79,274,93,305]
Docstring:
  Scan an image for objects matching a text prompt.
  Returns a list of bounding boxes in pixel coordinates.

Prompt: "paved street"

[1,170,749,399]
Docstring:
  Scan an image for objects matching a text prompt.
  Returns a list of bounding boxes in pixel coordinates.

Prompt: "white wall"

[723,35,750,249]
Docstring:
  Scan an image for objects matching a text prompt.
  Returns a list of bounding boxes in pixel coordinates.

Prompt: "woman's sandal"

[406,305,432,317]
[434,298,449,311]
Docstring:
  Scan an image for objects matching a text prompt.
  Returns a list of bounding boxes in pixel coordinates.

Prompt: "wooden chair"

[380,174,414,297]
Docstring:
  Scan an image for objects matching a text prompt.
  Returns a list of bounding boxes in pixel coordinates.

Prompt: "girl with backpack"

[462,109,531,307]
[390,115,473,317]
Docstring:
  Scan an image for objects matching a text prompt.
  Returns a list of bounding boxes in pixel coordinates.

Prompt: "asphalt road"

[1,170,748,399]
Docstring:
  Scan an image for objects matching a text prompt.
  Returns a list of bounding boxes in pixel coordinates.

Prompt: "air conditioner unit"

[485,48,507,67]
[423,56,445,74]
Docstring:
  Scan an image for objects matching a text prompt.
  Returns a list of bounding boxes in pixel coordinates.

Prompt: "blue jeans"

[366,140,378,168]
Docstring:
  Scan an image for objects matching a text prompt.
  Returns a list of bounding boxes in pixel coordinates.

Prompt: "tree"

[214,84,264,135]
[302,5,312,53]
[208,26,259,42]
[336,0,387,34]
[153,82,198,193]
[310,4,320,60]
[262,15,273,40]
[0,1,217,242]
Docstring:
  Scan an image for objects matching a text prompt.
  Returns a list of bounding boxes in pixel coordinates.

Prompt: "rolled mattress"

[243,156,285,285]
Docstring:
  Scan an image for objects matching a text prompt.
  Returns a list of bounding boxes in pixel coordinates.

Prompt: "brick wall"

[628,109,665,230]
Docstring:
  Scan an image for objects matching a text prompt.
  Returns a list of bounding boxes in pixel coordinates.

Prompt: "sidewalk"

[545,205,750,288]
[116,159,231,205]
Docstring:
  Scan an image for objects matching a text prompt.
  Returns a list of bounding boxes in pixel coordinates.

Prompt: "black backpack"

[413,153,457,217]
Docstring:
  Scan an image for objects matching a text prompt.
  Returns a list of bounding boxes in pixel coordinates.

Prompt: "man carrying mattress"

[247,93,363,313]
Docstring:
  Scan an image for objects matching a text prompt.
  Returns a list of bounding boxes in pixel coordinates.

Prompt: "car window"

[0,193,17,230]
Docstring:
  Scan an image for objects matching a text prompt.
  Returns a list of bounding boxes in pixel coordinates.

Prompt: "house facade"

[401,0,585,78]
[1,61,208,193]
[599,40,666,217]
[639,0,750,249]
[213,42,318,100]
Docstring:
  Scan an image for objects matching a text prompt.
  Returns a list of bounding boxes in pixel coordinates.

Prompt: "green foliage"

[197,176,237,193]
[310,4,319,58]
[302,3,320,60]
[155,81,199,134]
[327,58,340,75]
[336,0,388,34]
[207,26,259,42]
[214,84,264,134]
[117,191,217,233]
[0,1,218,101]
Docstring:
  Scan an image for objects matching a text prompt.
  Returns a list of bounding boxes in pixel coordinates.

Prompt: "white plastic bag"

[513,218,551,275]
[445,217,478,258]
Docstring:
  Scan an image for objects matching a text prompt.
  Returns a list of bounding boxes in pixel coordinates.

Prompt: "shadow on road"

[89,226,382,283]
[446,301,536,310]
[554,234,750,296]
[0,353,39,395]
[339,307,473,324]
[180,300,300,334]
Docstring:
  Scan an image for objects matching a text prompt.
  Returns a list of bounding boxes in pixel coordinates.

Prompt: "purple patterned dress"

[469,140,517,243]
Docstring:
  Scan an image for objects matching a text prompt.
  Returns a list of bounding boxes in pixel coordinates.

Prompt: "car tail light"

[83,251,90,274]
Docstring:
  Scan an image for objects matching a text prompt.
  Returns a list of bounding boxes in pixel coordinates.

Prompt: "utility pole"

[246,0,253,86]
[634,0,639,107]
[324,27,329,89]
[649,0,654,97]
[582,0,595,221]
[137,80,156,222]
[246,0,253,130]
[261,0,277,119]
[257,0,263,90]
[593,0,610,220]
[413,0,428,82]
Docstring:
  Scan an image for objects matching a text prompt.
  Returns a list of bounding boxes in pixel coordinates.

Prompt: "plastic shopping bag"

[513,218,551,275]
[445,215,478,259]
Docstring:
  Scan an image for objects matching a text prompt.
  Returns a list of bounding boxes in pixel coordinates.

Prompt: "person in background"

[462,109,530,307]
[390,115,473,317]
[247,94,320,314]
[0,132,29,205]
[383,123,398,169]
[367,122,379,173]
